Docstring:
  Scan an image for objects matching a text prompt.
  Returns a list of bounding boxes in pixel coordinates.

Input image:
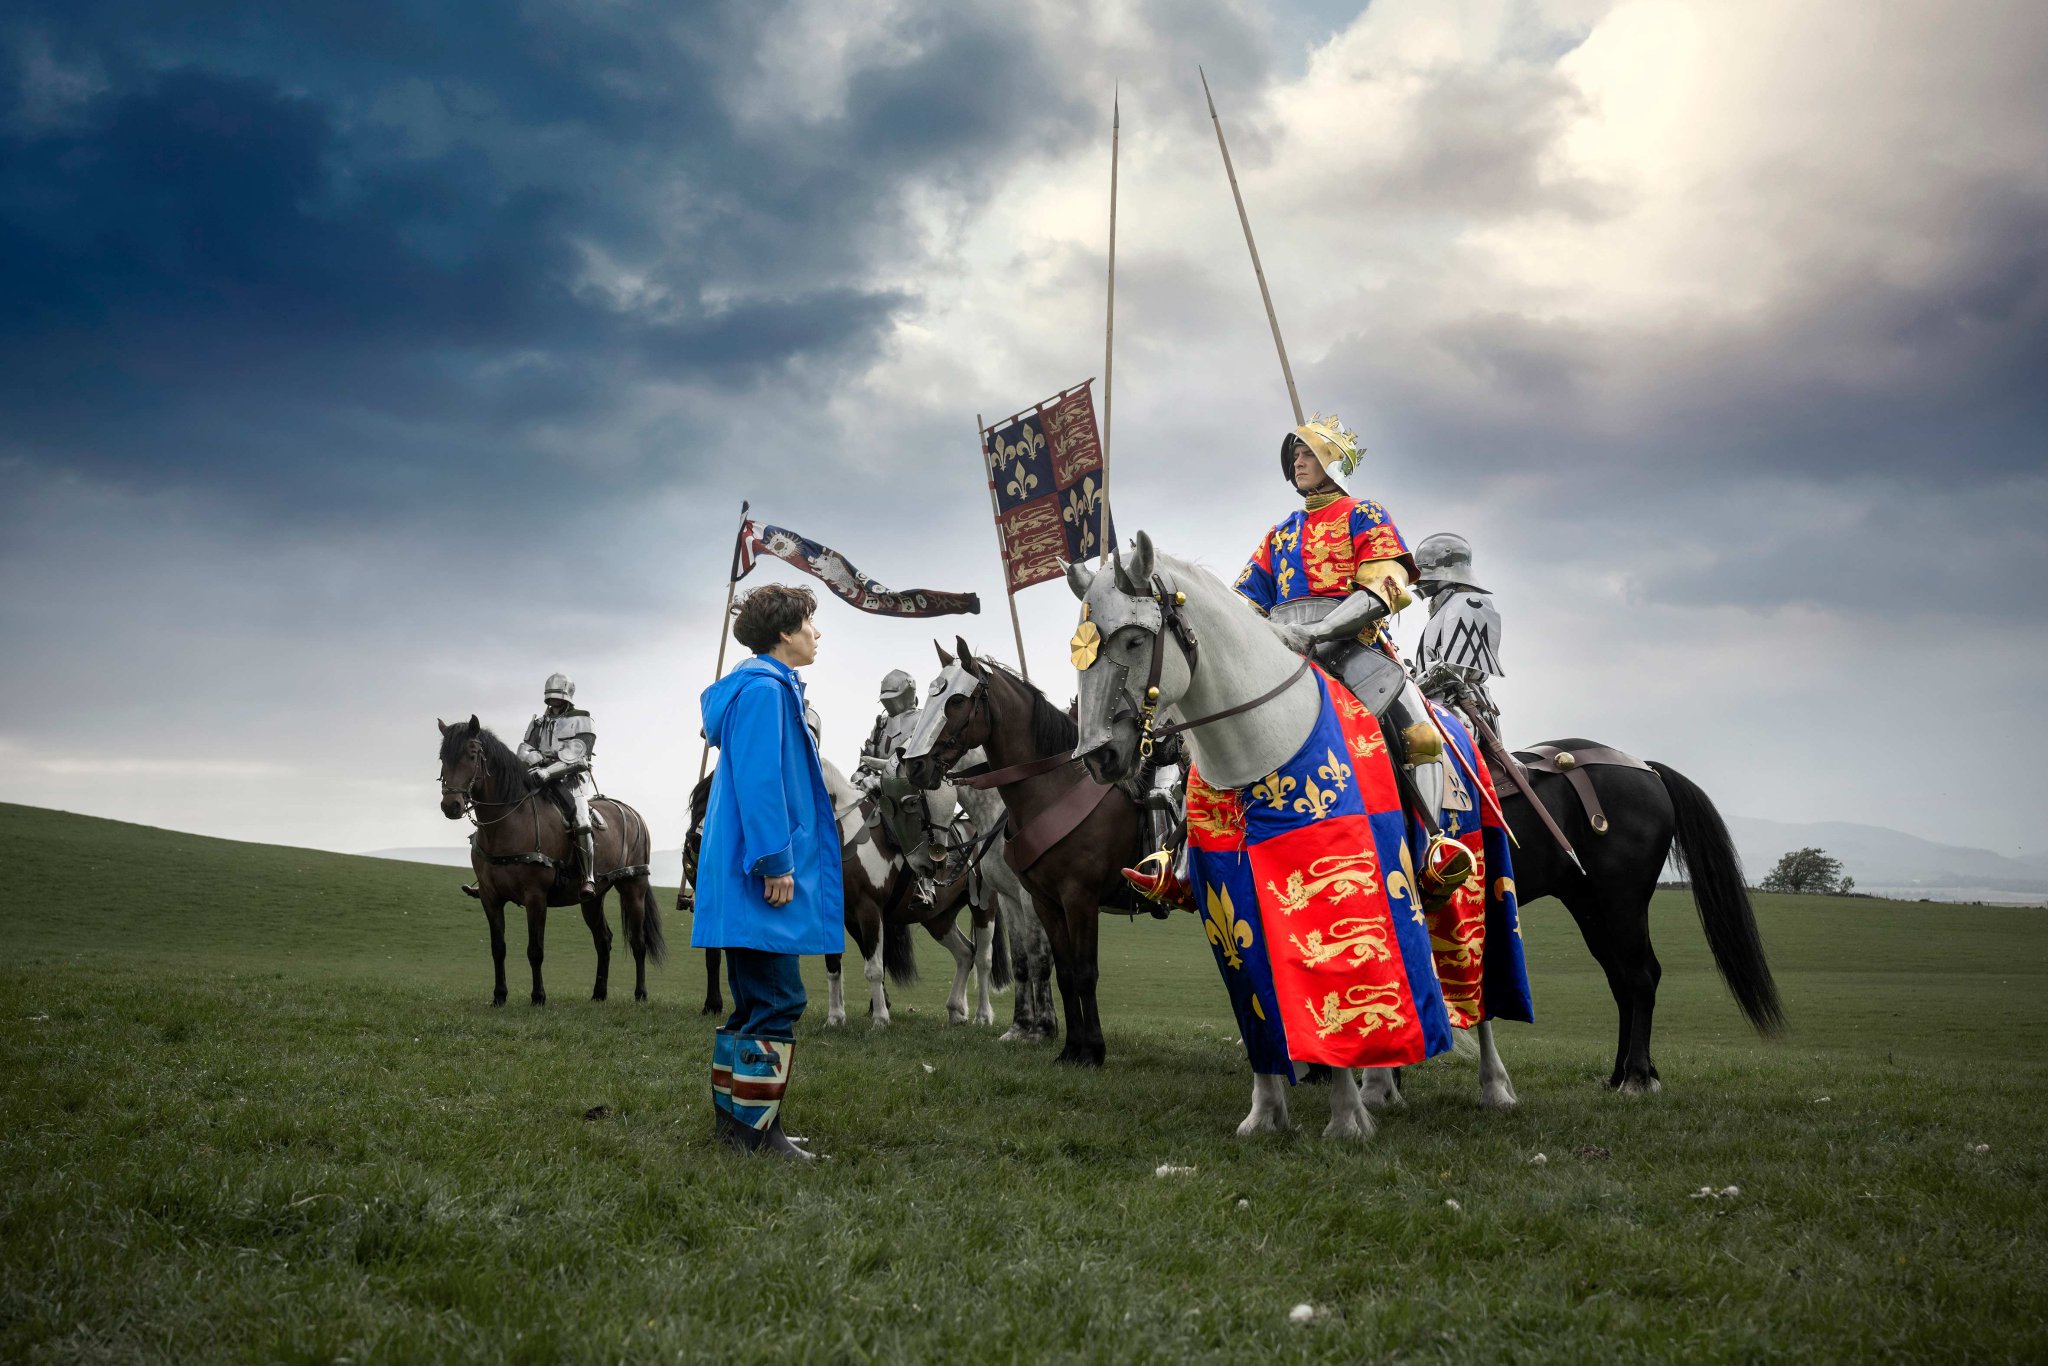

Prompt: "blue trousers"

[723,947,806,1037]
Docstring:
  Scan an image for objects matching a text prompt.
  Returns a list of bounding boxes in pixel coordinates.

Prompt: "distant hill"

[368,845,687,884]
[1724,815,2048,905]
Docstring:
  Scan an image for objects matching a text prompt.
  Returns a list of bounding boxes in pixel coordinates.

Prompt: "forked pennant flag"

[735,519,980,618]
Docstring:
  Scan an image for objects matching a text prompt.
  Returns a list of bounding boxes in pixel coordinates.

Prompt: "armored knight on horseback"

[520,672,602,899]
[1412,532,1503,732]
[1122,415,1473,907]
[857,669,961,908]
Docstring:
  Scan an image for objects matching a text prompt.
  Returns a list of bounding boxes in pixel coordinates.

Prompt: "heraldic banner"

[1427,700,1534,1030]
[1184,667,1456,1075]
[983,381,1114,592]
[736,520,980,618]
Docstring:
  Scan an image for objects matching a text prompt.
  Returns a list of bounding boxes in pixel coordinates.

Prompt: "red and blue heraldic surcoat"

[1234,495,1415,628]
[1185,667,1455,1077]
[1428,700,1534,1031]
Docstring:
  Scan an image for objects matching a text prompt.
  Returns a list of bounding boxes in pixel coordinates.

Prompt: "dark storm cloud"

[0,1,1104,516]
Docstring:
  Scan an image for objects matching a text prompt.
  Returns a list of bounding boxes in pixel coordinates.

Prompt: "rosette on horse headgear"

[1279,413,1363,487]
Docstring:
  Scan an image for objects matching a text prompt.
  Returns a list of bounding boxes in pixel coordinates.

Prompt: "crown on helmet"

[1279,412,1364,483]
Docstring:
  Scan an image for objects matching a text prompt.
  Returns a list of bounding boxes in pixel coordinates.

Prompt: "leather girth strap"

[1006,770,1118,874]
[1512,743,1654,837]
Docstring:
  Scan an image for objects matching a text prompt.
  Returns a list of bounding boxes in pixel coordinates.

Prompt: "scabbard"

[1465,710,1582,865]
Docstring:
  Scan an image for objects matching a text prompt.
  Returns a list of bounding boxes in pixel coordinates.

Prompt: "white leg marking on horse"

[939,926,973,1025]
[826,967,846,1027]
[1618,1076,1662,1097]
[863,942,890,1026]
[1323,1067,1377,1141]
[1237,1073,1294,1136]
[1360,1067,1404,1109]
[1476,1020,1519,1109]
[971,922,996,1026]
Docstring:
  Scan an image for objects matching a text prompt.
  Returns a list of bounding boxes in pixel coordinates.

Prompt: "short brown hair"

[733,583,817,653]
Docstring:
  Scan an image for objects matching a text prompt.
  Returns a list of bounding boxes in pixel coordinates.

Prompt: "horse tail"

[1650,760,1785,1035]
[641,877,668,964]
[883,919,919,986]
[989,906,1013,990]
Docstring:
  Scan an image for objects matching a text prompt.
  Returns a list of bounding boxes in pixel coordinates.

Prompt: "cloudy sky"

[4,0,2044,861]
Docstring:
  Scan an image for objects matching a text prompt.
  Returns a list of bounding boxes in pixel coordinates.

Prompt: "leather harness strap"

[1513,743,1653,836]
[1005,772,1118,873]
[952,752,1069,790]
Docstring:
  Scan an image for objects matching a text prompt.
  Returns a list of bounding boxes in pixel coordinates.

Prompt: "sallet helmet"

[543,673,575,705]
[1413,533,1483,591]
[879,669,918,717]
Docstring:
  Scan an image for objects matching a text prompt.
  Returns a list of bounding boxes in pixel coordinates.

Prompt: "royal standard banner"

[736,520,980,618]
[983,381,1114,592]
[1185,666,1454,1074]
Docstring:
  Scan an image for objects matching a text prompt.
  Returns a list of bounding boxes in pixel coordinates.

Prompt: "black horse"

[1495,741,1783,1092]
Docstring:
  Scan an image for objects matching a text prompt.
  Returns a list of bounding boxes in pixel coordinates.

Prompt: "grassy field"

[3,800,2046,1362]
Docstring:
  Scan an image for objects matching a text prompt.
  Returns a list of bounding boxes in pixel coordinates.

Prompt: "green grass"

[3,801,2045,1362]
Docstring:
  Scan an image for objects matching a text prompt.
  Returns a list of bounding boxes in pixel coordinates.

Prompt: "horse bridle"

[1118,578,1310,762]
[441,736,539,827]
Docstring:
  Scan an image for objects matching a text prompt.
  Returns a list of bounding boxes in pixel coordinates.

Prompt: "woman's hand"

[763,874,795,906]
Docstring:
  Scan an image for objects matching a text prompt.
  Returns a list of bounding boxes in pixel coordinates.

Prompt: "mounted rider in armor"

[1120,416,1476,907]
[1411,532,1503,732]
[857,669,949,908]
[520,672,601,899]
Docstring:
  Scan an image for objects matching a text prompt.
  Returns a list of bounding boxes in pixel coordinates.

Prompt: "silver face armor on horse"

[519,671,600,894]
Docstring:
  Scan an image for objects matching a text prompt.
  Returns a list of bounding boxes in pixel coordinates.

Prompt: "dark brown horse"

[437,716,665,1005]
[901,640,1145,1067]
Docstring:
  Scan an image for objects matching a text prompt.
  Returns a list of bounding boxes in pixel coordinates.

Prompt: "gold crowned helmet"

[1279,412,1363,484]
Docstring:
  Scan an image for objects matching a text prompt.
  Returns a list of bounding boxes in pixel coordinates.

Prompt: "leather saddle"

[1511,743,1652,836]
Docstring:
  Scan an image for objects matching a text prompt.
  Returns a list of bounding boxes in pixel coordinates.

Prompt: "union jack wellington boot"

[1121,848,1195,915]
[718,1032,819,1160]
[1418,835,1477,911]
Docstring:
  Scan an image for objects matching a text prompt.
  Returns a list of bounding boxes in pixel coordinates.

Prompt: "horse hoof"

[530,995,546,1007]
[1322,1114,1375,1142]
[1480,1083,1519,1109]
[592,991,607,1002]
[490,997,507,1008]
[1236,1114,1291,1137]
[825,1012,846,1027]
[1617,1076,1661,1097]
[635,989,648,1002]
[974,1010,996,1027]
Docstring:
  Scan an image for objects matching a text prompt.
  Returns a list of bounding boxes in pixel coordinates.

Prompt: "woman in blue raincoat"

[693,583,843,1158]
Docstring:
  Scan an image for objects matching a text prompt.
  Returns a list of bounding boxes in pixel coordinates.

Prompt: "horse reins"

[1130,579,1311,760]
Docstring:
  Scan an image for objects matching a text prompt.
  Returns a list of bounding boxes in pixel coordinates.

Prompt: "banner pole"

[695,499,748,784]
[1098,87,1119,568]
[977,414,1032,681]
[1201,66,1304,427]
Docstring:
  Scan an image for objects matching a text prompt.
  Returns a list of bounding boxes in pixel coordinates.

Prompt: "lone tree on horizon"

[1759,846,1855,896]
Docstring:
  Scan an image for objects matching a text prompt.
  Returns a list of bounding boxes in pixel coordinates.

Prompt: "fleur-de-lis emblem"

[1274,562,1296,600]
[1292,776,1338,821]
[1271,524,1300,554]
[1251,771,1297,809]
[1317,748,1351,793]
[1390,841,1426,932]
[1063,476,1101,529]
[1204,886,1255,971]
[1006,461,1040,501]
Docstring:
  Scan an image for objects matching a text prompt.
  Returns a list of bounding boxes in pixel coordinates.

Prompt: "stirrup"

[1121,849,1194,913]
[460,882,481,900]
[1418,835,1476,909]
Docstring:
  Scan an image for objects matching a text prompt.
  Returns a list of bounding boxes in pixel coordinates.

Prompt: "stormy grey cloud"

[3,0,2044,871]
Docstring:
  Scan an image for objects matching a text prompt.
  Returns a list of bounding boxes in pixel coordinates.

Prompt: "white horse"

[952,755,1059,1042]
[1066,532,1517,1140]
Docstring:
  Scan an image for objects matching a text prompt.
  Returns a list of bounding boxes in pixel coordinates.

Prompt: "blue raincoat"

[690,656,844,955]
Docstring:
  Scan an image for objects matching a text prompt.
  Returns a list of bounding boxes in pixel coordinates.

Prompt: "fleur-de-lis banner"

[983,381,1115,593]
[735,520,980,618]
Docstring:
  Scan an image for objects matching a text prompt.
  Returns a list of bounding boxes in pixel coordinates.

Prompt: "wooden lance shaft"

[1201,66,1304,427]
[1098,88,1119,567]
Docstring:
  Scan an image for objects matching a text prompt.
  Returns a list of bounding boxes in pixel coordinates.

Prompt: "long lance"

[694,499,748,786]
[1098,87,1120,567]
[1201,66,1304,426]
[1424,703,1519,851]
[1461,704,1587,875]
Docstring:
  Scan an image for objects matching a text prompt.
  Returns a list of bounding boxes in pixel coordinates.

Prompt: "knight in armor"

[1226,415,1474,901]
[857,669,948,907]
[519,672,601,899]
[1411,532,1504,731]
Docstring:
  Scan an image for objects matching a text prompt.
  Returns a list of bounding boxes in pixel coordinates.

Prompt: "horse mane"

[986,660,1078,755]
[441,723,536,799]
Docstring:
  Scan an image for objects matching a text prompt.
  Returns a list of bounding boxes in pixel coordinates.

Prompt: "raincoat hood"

[702,657,800,748]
